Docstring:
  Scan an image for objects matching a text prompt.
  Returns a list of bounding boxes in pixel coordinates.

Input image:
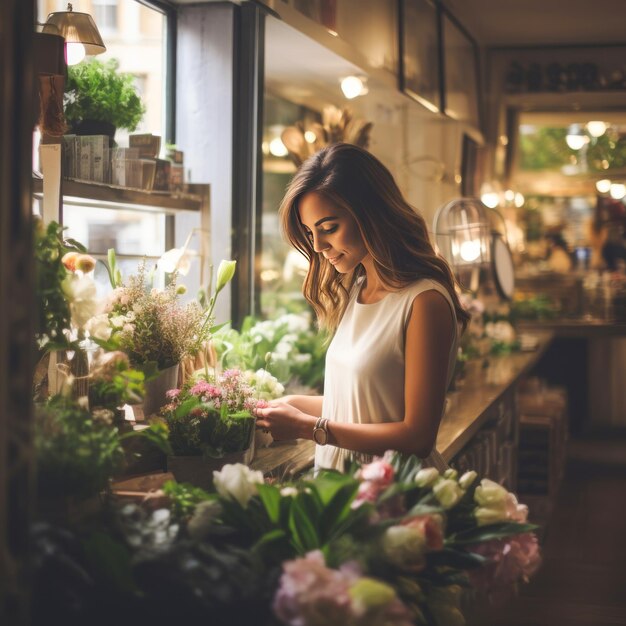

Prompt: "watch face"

[313,427,327,445]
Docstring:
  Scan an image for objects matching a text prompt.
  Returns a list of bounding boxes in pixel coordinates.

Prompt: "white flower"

[281,313,310,333]
[474,478,508,507]
[110,315,126,329]
[61,274,99,330]
[85,313,112,341]
[212,463,264,507]
[433,479,464,509]
[485,321,516,343]
[415,467,440,488]
[382,524,426,570]
[458,470,478,489]
[158,247,192,276]
[280,486,298,497]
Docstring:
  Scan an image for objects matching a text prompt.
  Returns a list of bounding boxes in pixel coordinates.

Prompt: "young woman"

[254,143,469,471]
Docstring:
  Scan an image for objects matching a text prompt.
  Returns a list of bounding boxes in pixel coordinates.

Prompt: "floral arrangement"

[161,368,263,457]
[29,452,540,624]
[213,312,327,392]
[87,260,208,373]
[174,453,540,625]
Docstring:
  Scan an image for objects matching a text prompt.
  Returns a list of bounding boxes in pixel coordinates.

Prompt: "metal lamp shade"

[43,8,106,56]
[433,198,492,270]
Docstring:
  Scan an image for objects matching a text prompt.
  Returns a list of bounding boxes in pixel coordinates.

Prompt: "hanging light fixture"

[43,3,106,66]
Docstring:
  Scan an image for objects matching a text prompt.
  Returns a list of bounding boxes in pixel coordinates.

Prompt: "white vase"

[142,363,179,418]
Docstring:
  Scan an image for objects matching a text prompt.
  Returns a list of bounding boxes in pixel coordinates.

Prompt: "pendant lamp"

[42,3,106,65]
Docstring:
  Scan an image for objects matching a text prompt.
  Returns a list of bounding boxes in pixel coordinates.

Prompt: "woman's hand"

[254,401,316,441]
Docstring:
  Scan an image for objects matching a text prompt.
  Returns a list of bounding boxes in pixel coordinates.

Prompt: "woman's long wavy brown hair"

[279,143,470,333]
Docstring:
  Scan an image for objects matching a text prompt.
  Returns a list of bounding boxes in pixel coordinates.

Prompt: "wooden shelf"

[33,177,207,213]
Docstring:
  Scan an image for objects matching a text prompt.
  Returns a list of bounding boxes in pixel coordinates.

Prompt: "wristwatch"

[312,416,329,445]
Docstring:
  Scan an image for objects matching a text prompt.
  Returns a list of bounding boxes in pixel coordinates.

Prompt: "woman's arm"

[255,290,454,458]
[280,394,324,417]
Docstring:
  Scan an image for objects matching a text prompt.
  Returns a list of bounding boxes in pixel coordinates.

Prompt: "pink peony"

[358,459,395,486]
[468,532,541,603]
[272,551,356,626]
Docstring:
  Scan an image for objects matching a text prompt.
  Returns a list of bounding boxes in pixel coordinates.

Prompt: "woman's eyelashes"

[304,225,339,244]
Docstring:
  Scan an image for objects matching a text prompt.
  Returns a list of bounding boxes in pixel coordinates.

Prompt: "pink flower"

[222,368,242,380]
[273,551,356,626]
[165,388,181,400]
[358,459,394,486]
[468,532,541,603]
[189,381,220,398]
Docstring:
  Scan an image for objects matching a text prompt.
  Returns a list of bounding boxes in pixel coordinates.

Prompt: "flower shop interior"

[2,0,626,624]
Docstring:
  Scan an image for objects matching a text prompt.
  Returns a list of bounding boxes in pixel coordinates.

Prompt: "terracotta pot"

[142,363,179,418]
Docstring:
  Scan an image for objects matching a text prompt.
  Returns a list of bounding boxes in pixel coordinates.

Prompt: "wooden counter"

[519,319,626,338]
[250,330,555,476]
[437,330,554,461]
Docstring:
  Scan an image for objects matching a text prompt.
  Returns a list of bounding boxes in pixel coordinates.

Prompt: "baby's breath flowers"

[99,261,210,371]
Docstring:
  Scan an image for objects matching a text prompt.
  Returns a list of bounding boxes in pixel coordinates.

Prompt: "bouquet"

[161,368,260,457]
[161,452,541,625]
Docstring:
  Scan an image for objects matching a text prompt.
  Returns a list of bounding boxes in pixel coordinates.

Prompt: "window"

[92,0,118,35]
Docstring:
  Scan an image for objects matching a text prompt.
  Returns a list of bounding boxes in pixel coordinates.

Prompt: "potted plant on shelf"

[88,253,237,418]
[63,58,145,142]
[161,368,259,489]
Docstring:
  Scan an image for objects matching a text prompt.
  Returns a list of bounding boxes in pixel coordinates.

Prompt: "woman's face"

[298,191,369,273]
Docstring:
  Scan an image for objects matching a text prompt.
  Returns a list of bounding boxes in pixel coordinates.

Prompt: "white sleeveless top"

[315,278,459,472]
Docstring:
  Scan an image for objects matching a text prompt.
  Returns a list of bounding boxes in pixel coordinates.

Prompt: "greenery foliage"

[34,220,86,351]
[64,59,145,131]
[35,395,126,500]
[519,126,626,172]
[213,314,328,391]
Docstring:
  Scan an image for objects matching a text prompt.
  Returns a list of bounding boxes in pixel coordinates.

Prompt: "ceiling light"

[340,75,368,99]
[504,189,515,203]
[304,130,316,144]
[596,179,612,194]
[586,121,608,138]
[43,2,106,65]
[481,192,500,209]
[514,192,525,208]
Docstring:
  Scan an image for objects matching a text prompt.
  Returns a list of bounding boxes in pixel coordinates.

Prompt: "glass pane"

[63,204,166,257]
[260,94,320,319]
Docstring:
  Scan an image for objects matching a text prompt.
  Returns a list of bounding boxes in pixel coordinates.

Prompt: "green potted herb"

[64,58,145,140]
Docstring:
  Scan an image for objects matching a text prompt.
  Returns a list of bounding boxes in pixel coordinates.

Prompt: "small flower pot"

[167,439,255,490]
[142,363,179,418]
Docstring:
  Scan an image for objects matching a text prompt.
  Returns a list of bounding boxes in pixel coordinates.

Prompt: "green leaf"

[427,548,486,570]
[319,481,359,540]
[81,531,136,594]
[289,498,319,553]
[256,483,282,524]
[447,522,540,546]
